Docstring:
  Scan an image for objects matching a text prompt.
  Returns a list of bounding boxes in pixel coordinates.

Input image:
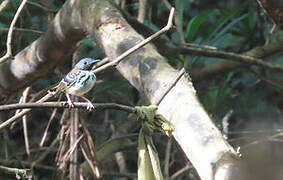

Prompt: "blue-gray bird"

[54,58,100,110]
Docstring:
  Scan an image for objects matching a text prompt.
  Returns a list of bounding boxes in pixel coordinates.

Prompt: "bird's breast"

[67,71,96,96]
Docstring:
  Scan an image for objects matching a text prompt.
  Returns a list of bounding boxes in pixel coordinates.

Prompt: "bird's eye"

[84,62,87,65]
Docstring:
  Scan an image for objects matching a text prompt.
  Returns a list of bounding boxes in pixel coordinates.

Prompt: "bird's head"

[75,58,100,70]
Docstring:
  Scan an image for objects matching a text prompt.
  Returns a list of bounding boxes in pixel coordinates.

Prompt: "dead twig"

[0,0,11,13]
[80,117,101,178]
[39,95,61,147]
[0,102,136,113]
[137,0,147,23]
[156,68,186,105]
[0,0,28,64]
[22,87,31,156]
[163,137,172,178]
[170,164,191,180]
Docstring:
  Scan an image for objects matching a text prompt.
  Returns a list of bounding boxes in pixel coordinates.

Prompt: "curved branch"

[0,0,11,13]
[169,46,283,71]
[0,0,28,64]
[190,39,283,81]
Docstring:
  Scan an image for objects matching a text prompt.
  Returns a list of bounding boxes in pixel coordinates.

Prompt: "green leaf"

[207,10,238,42]
[186,11,213,41]
[138,131,156,180]
[136,105,175,180]
[138,130,163,180]
[211,13,248,45]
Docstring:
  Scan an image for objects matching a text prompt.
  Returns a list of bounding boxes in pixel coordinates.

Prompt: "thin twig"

[33,136,59,165]
[137,0,147,23]
[0,27,43,34]
[57,125,70,173]
[0,93,53,130]
[56,109,69,163]
[63,135,84,162]
[26,1,56,12]
[155,67,186,105]
[162,0,185,44]
[163,137,172,178]
[91,57,109,70]
[93,8,175,73]
[0,102,136,112]
[0,0,11,13]
[22,87,31,156]
[169,45,283,73]
[80,143,101,178]
[11,95,24,129]
[0,165,31,179]
[80,117,101,178]
[170,164,191,180]
[40,96,61,147]
[0,0,28,64]
[248,68,283,89]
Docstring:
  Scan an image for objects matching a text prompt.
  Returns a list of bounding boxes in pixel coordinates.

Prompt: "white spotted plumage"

[62,70,96,96]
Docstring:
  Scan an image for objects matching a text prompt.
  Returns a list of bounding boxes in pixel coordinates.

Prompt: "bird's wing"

[55,70,78,93]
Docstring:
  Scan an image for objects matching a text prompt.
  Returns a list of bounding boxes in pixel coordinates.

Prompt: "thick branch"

[81,1,247,179]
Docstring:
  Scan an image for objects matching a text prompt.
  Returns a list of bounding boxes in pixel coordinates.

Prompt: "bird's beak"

[91,59,101,65]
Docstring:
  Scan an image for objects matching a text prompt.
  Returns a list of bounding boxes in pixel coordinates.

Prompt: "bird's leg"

[65,93,74,108]
[79,96,95,110]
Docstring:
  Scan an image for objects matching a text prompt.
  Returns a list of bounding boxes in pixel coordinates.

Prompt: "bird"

[52,58,100,110]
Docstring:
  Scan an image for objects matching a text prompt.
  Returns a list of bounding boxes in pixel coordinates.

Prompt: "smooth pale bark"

[80,1,247,179]
[0,0,248,179]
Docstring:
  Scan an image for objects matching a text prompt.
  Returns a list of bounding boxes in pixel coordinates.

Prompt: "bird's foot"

[86,102,95,111]
[67,101,74,108]
[65,93,75,108]
[79,96,95,111]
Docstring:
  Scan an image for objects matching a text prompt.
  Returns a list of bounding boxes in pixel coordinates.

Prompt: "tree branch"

[0,102,136,113]
[0,0,11,13]
[169,45,283,72]
[190,39,283,81]
[0,165,31,179]
[0,0,28,64]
